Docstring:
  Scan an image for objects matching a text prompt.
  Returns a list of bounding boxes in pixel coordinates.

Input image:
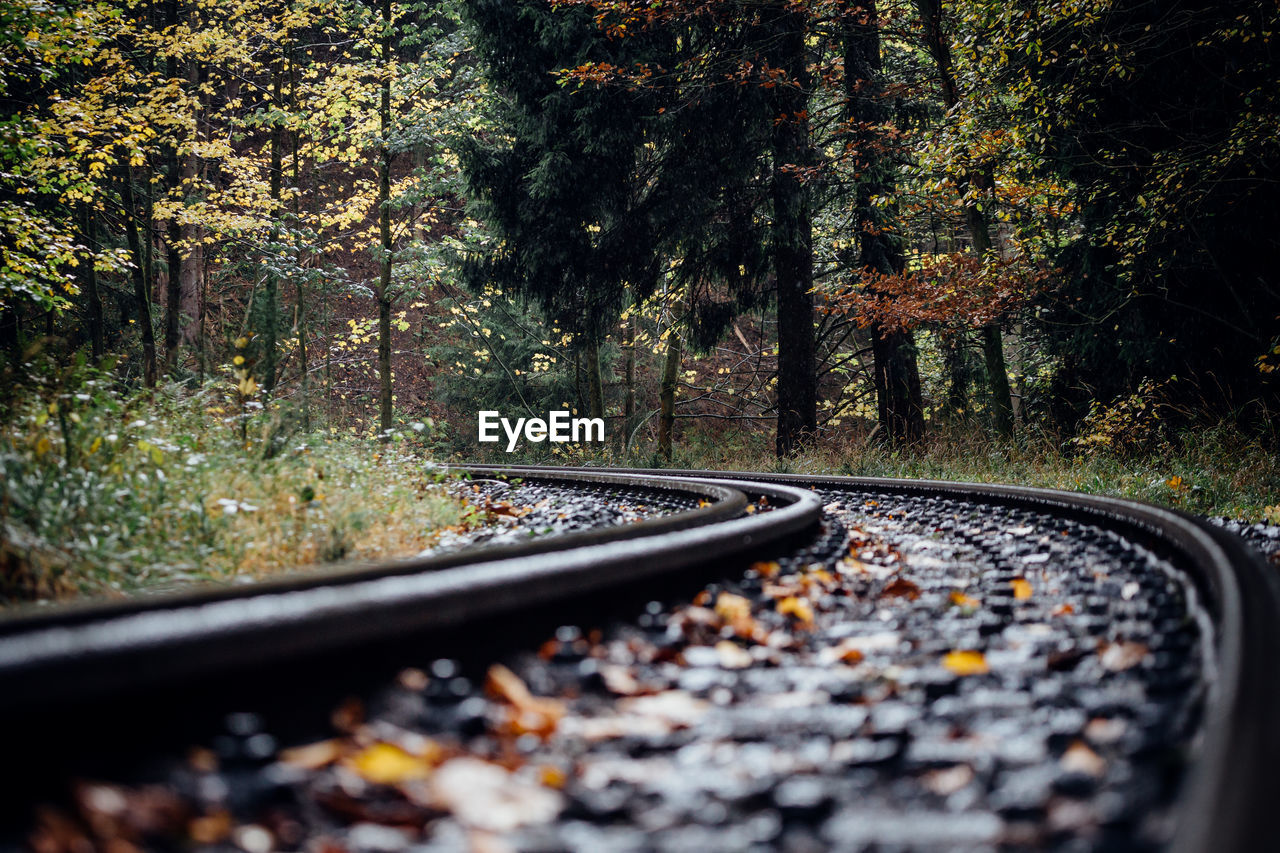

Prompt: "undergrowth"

[0,363,466,605]
[478,421,1279,522]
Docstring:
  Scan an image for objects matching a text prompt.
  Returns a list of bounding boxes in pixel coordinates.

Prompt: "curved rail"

[1,465,1277,851]
[0,468,819,713]
[481,464,1280,853]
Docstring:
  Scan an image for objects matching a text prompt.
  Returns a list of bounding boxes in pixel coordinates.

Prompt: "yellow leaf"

[345,741,441,785]
[949,590,979,608]
[35,436,51,457]
[1011,578,1033,600]
[777,596,814,625]
[942,650,989,676]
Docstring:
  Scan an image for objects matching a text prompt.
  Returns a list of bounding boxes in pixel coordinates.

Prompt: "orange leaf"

[949,590,979,608]
[1011,578,1033,600]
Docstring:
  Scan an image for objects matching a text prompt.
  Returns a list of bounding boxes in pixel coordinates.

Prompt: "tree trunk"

[622,312,635,451]
[917,0,1014,435]
[376,0,394,437]
[657,326,681,461]
[940,331,970,422]
[0,307,18,362]
[80,200,104,360]
[585,339,604,421]
[260,64,284,395]
[163,0,182,373]
[846,1,924,445]
[768,3,818,457]
[871,327,925,444]
[121,165,157,387]
[179,59,202,350]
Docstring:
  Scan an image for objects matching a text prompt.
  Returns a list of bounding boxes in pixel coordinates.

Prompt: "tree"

[962,0,1280,418]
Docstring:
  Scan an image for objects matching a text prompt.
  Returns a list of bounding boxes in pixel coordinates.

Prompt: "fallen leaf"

[922,764,974,795]
[1011,578,1033,600]
[538,765,567,789]
[714,640,754,669]
[599,664,642,696]
[817,638,865,665]
[776,596,814,625]
[942,650,989,676]
[188,811,232,844]
[345,741,443,785]
[1060,740,1106,777]
[881,578,921,600]
[486,664,565,738]
[949,590,979,608]
[618,690,710,728]
[279,739,344,771]
[1099,641,1148,672]
[749,560,780,577]
[1051,603,1075,617]
[715,592,757,636]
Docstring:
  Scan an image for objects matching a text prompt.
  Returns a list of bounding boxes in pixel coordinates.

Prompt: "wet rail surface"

[2,467,1279,852]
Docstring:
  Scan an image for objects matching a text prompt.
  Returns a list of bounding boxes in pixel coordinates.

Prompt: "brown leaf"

[486,664,565,738]
[881,578,921,600]
[188,811,233,845]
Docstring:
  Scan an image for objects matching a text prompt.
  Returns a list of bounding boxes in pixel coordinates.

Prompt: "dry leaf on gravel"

[922,764,974,795]
[1012,578,1033,600]
[278,739,344,771]
[1099,641,1148,672]
[776,596,815,625]
[486,664,565,738]
[714,640,754,669]
[1060,741,1106,777]
[618,690,711,728]
[344,741,443,786]
[714,592,757,636]
[881,578,921,600]
[942,650,990,676]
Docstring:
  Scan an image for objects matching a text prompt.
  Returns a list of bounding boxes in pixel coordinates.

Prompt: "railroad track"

[1,466,1277,852]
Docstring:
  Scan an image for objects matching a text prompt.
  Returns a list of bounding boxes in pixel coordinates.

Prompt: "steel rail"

[480,464,1280,853]
[0,468,819,716]
[1,463,1276,851]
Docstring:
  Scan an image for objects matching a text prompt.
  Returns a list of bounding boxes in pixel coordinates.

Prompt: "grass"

[0,370,469,605]
[472,420,1280,523]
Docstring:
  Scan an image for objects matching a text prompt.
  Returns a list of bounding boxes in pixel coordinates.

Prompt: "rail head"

[0,472,820,715]
[496,464,1280,853]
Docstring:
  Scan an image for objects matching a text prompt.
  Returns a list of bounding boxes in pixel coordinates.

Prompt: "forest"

[1,0,1278,601]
